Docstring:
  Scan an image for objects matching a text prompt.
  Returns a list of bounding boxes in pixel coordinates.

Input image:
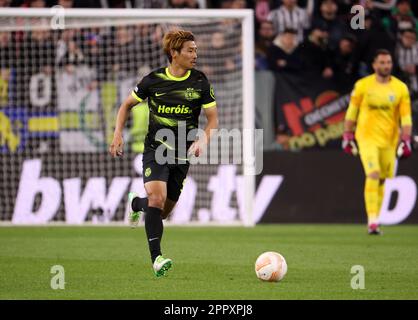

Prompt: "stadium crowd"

[1,0,418,150]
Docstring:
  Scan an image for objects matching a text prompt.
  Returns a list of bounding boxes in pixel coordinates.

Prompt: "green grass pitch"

[1,224,418,300]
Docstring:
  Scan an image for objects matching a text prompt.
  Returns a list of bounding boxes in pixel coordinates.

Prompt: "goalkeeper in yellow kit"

[343,49,413,235]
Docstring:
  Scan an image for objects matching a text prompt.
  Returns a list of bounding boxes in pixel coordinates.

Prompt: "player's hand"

[109,133,124,158]
[397,134,412,159]
[188,140,205,158]
[342,131,358,156]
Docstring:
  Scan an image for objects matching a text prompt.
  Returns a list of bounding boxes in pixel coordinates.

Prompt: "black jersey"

[131,67,216,158]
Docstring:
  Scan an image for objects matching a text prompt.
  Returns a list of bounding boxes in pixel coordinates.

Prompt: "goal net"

[0,8,255,226]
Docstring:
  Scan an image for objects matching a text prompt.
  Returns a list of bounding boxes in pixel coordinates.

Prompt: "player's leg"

[359,143,381,234]
[162,163,189,219]
[161,199,177,220]
[144,180,172,276]
[133,194,176,220]
[127,192,146,228]
[376,146,397,222]
[377,178,385,216]
[141,150,173,276]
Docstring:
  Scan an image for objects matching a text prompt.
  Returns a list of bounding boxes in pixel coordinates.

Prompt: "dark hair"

[163,30,195,63]
[401,28,417,35]
[341,33,356,44]
[373,49,392,61]
[281,28,297,35]
[397,0,410,5]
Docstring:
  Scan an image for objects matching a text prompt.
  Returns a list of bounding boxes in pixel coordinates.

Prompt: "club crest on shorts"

[145,167,152,177]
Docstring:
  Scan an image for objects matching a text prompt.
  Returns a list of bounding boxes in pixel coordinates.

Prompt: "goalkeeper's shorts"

[358,143,396,179]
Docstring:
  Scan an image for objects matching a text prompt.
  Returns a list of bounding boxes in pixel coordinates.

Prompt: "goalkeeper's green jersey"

[131,67,216,157]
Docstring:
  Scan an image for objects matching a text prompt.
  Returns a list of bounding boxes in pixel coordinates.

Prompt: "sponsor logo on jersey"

[369,105,390,111]
[157,105,192,114]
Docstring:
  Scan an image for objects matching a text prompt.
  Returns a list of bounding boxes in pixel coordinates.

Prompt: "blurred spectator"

[168,0,199,8]
[300,20,334,78]
[0,0,11,6]
[72,0,102,7]
[20,0,46,7]
[352,12,396,76]
[83,32,102,73]
[0,32,13,70]
[255,20,275,70]
[57,0,73,7]
[168,0,185,7]
[199,31,239,82]
[16,29,55,108]
[101,0,134,7]
[334,0,353,16]
[382,0,418,37]
[396,28,418,95]
[0,32,13,106]
[111,26,139,79]
[267,0,311,44]
[11,0,100,6]
[255,0,272,24]
[268,28,303,73]
[133,0,168,8]
[56,29,80,68]
[210,0,228,8]
[312,0,348,51]
[26,29,55,73]
[332,34,357,90]
[230,0,245,8]
[359,0,396,15]
[411,1,418,18]
[212,31,239,74]
[58,39,85,73]
[184,0,199,7]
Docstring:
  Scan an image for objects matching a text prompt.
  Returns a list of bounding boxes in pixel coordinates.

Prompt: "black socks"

[144,206,163,263]
[132,197,148,212]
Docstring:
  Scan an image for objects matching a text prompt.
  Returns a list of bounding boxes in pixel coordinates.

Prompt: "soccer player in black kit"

[109,30,218,277]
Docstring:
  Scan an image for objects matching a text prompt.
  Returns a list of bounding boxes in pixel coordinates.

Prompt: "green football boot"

[153,255,173,277]
[128,192,142,228]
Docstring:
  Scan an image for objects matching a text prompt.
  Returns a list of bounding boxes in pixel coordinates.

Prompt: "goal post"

[0,8,255,226]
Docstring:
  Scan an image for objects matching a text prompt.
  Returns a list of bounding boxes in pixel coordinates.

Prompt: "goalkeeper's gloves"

[342,131,358,156]
[397,134,412,159]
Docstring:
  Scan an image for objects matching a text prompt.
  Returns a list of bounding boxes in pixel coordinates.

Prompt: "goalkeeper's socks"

[145,206,163,263]
[132,196,148,212]
[377,182,385,215]
[364,178,379,223]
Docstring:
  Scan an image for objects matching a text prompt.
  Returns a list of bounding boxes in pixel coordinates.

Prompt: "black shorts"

[142,149,190,202]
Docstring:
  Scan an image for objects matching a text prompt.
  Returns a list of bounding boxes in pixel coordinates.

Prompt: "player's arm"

[189,105,218,157]
[202,105,219,144]
[110,77,150,157]
[342,81,363,155]
[109,94,140,157]
[397,84,413,159]
[189,79,218,157]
